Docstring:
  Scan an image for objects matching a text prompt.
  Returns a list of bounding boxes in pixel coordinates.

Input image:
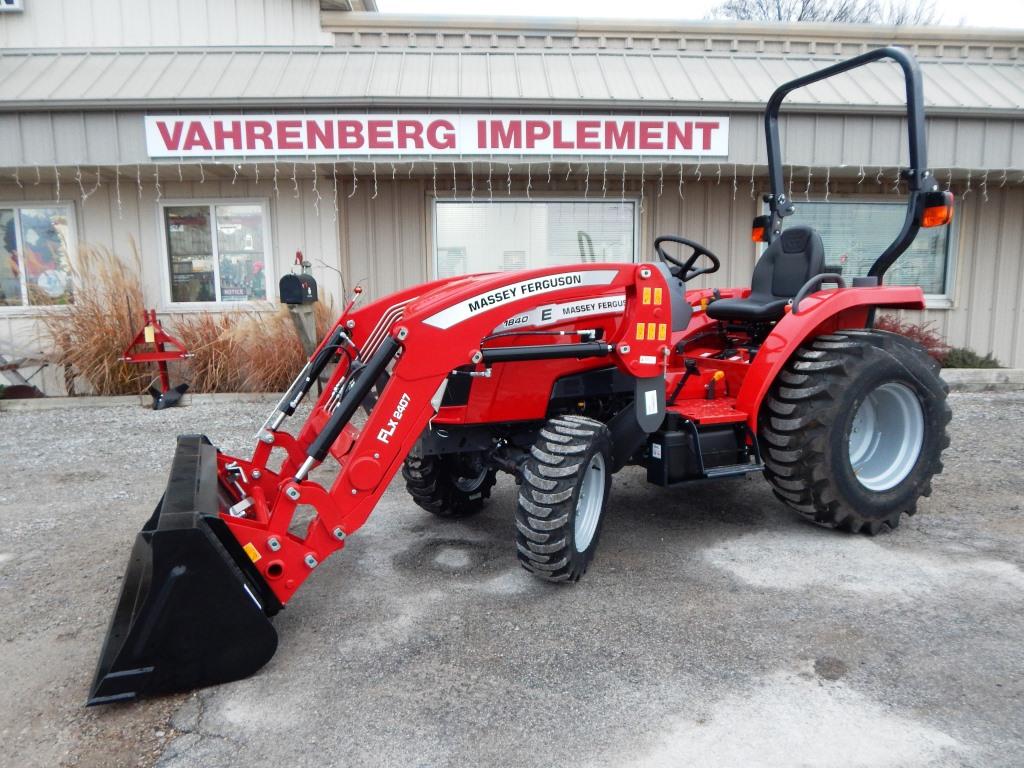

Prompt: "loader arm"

[218,262,671,606]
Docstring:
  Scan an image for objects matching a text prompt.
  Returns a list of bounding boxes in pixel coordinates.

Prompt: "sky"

[376,0,1024,30]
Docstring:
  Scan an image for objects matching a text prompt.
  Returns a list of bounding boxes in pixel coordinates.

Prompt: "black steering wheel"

[654,235,721,282]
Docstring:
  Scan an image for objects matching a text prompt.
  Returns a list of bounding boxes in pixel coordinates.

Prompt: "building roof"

[0,45,1022,116]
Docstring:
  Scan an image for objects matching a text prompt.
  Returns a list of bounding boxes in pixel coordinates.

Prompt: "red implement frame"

[121,309,191,394]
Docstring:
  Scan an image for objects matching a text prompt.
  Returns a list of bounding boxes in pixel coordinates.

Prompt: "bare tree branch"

[709,0,940,24]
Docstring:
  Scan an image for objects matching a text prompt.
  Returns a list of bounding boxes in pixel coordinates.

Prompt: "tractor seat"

[705,226,825,323]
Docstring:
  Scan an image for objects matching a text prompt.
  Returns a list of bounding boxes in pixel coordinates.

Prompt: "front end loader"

[89,46,954,704]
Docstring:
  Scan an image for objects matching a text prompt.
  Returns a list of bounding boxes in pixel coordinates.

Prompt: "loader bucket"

[87,434,279,706]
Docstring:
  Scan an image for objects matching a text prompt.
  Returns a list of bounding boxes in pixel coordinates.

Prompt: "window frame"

[430,195,641,280]
[0,201,79,315]
[157,198,275,310]
[766,193,958,309]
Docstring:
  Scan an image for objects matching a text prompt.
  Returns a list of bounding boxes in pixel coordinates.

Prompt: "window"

[162,202,271,303]
[783,200,953,298]
[434,201,636,278]
[1,205,76,307]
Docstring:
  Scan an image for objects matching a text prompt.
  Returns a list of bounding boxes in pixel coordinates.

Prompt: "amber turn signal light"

[750,214,771,243]
[920,190,954,228]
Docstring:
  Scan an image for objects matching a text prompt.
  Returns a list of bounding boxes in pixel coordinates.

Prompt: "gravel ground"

[0,392,1022,767]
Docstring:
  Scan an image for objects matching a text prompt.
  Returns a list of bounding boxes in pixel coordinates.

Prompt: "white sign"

[145,114,729,158]
[495,294,627,332]
[423,270,620,330]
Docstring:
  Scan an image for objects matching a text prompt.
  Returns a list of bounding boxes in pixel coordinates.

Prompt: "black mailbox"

[279,273,318,305]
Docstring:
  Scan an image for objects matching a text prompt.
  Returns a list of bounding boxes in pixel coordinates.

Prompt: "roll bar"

[762,46,941,283]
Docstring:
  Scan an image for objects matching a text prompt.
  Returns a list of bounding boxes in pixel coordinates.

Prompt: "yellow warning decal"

[635,323,646,340]
[653,287,663,305]
[243,542,261,563]
[144,325,156,343]
[647,322,657,340]
[642,286,652,305]
[658,323,667,341]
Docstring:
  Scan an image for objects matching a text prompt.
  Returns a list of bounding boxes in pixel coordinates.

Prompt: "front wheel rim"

[574,452,606,552]
[848,381,925,492]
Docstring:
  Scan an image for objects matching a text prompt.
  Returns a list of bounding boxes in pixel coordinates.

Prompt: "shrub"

[176,301,337,393]
[873,314,950,364]
[942,347,1003,369]
[41,242,146,395]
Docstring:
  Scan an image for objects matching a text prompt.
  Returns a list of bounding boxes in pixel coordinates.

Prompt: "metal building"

[1,0,1022,393]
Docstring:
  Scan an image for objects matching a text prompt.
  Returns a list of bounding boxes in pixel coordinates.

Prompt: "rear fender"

[735,285,925,429]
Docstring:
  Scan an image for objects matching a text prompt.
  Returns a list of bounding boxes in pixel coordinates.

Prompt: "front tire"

[402,453,497,519]
[515,416,612,582]
[760,330,951,534]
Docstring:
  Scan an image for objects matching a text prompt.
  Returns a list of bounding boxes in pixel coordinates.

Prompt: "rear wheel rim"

[574,452,606,552]
[848,381,925,492]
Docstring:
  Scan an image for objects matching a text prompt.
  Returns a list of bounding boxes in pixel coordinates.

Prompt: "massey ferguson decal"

[145,114,729,158]
[496,294,627,332]
[377,392,411,445]
[423,270,619,330]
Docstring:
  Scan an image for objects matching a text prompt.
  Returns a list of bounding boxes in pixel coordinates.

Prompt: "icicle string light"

[74,165,85,198]
[962,169,972,200]
[891,167,901,194]
[231,163,239,185]
[392,162,398,181]
[749,164,756,200]
[469,160,475,202]
[694,157,702,183]
[271,161,278,197]
[291,162,300,199]
[408,161,415,178]
[34,166,41,186]
[583,162,590,198]
[678,162,685,200]
[54,166,61,202]
[999,169,1008,188]
[199,161,206,185]
[565,160,572,181]
[945,168,952,191]
[657,163,664,198]
[732,163,738,201]
[372,162,379,200]
[135,164,142,200]
[450,160,456,200]
[620,162,626,204]
[254,163,259,185]
[857,165,866,185]
[506,162,512,196]
[601,162,608,198]
[804,166,812,202]
[787,165,794,201]
[487,161,493,202]
[312,163,323,215]
[115,164,123,219]
[875,166,884,187]
[980,168,989,202]
[431,162,437,198]
[12,169,22,189]
[154,165,162,203]
[715,162,721,185]
[546,162,552,185]
[332,163,339,223]
[526,162,532,200]
[639,163,646,213]
[349,162,359,199]
[83,166,101,203]
[824,166,831,202]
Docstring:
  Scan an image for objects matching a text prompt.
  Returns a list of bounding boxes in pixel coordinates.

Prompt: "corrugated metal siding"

[1,49,1022,116]
[0,0,331,49]
[2,175,1022,396]
[3,111,1021,171]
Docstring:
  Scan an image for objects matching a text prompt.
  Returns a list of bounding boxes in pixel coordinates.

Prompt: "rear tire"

[515,416,612,582]
[760,330,951,534]
[402,453,497,518]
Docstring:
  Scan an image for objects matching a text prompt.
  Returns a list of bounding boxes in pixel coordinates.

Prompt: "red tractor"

[89,47,953,704]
